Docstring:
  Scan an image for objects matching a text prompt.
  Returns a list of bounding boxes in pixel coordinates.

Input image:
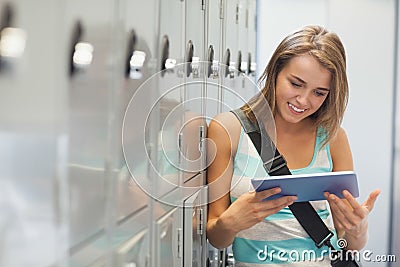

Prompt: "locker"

[153,0,185,198]
[183,187,208,267]
[237,0,248,75]
[64,0,117,253]
[152,206,182,267]
[233,0,254,107]
[159,0,185,68]
[247,0,257,79]
[221,0,239,112]
[0,1,68,266]
[184,0,206,113]
[155,0,209,195]
[116,0,158,221]
[114,208,151,267]
[205,0,224,120]
[115,229,149,267]
[180,0,208,184]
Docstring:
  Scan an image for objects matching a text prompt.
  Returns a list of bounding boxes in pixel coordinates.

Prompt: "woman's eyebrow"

[290,74,306,84]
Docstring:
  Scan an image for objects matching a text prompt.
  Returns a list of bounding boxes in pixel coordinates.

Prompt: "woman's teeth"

[289,103,305,113]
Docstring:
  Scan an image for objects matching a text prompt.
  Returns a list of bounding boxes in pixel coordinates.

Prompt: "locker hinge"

[219,0,224,19]
[177,228,183,258]
[201,0,206,10]
[199,125,205,152]
[197,208,204,235]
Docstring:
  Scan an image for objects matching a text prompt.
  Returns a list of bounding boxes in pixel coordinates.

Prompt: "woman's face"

[275,54,331,124]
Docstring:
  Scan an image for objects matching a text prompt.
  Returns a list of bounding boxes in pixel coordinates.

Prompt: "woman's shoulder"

[330,127,349,147]
[208,111,242,155]
[209,111,241,129]
[329,127,354,171]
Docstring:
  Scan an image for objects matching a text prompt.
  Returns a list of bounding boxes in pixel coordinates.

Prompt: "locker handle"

[0,3,26,71]
[223,48,230,78]
[208,45,219,78]
[125,29,137,78]
[160,35,169,74]
[236,50,242,73]
[160,35,176,76]
[69,21,83,76]
[250,62,257,75]
[248,53,256,76]
[185,40,194,77]
[126,30,146,80]
[207,45,214,78]
[247,52,252,75]
[69,21,94,76]
[0,3,13,31]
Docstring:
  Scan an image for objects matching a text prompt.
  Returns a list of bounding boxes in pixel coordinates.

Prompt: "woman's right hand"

[219,187,298,234]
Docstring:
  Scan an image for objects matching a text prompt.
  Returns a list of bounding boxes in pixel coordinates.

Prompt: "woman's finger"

[327,194,354,229]
[252,187,281,202]
[362,189,381,212]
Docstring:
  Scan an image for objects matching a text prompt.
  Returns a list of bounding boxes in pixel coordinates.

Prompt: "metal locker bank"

[1,0,400,266]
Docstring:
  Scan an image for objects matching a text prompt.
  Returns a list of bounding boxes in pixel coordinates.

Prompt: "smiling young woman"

[206,25,380,266]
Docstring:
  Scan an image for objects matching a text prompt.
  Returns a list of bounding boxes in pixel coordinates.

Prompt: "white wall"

[257,0,395,265]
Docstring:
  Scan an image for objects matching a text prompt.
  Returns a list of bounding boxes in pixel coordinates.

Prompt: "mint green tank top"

[230,127,338,266]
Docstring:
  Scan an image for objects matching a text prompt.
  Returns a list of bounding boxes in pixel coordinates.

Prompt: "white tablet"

[251,171,359,202]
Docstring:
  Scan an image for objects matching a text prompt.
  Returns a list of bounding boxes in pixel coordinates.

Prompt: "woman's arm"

[328,128,380,251]
[206,113,238,248]
[206,113,297,249]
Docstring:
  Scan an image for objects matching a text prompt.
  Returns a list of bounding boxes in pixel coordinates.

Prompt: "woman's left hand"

[324,189,380,241]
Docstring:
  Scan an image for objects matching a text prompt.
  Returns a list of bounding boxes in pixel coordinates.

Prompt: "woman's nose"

[295,91,310,104]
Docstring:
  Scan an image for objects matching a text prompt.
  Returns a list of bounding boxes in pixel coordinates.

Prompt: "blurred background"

[0,0,398,266]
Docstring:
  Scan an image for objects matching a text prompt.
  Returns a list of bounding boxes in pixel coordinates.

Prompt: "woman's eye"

[314,90,326,97]
[291,82,301,88]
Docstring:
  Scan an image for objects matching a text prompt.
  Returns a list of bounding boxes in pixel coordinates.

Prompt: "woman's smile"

[288,102,306,114]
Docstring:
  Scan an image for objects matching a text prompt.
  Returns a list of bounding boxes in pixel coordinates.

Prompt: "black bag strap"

[230,108,334,248]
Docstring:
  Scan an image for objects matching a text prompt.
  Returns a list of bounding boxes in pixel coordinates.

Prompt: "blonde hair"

[243,25,348,147]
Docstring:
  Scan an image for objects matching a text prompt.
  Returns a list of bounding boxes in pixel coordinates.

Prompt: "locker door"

[64,0,117,262]
[183,186,208,267]
[181,0,208,184]
[116,229,148,267]
[151,0,185,199]
[155,0,208,197]
[205,0,224,121]
[0,1,68,267]
[247,0,257,80]
[114,208,150,267]
[221,0,239,112]
[184,0,206,116]
[237,0,248,75]
[116,0,159,222]
[153,206,182,267]
[233,0,254,107]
